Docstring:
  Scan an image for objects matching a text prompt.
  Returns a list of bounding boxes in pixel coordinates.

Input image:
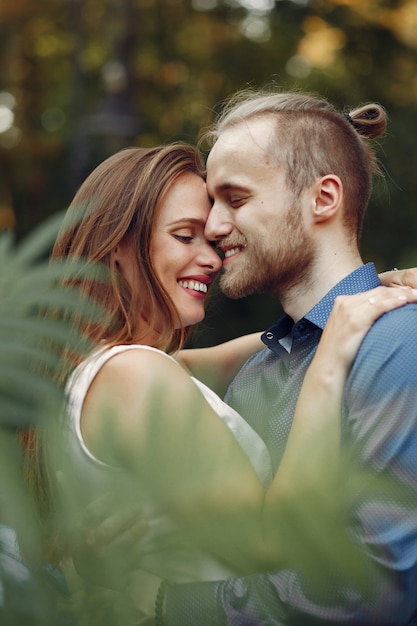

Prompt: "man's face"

[205,117,316,300]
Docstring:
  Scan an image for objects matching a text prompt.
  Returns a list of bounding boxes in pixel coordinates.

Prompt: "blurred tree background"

[1,0,416,345]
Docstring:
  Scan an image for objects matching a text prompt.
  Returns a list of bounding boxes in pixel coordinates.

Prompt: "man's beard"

[219,202,316,300]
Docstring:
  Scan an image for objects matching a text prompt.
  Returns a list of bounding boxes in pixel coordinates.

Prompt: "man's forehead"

[207,135,276,193]
[206,151,249,191]
[208,118,275,166]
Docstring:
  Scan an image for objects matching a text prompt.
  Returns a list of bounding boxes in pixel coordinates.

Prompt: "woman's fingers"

[333,286,417,329]
[379,267,417,289]
[319,286,417,370]
[84,501,147,549]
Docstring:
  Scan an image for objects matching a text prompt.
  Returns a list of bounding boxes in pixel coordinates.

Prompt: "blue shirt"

[0,524,75,626]
[166,263,417,625]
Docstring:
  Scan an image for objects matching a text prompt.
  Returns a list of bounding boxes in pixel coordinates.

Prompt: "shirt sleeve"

[165,573,290,625]
[165,305,417,625]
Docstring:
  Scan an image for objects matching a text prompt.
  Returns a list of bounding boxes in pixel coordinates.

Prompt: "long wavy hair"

[20,143,207,562]
[52,143,206,358]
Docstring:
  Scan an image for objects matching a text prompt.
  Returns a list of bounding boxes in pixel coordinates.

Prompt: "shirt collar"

[262,263,381,349]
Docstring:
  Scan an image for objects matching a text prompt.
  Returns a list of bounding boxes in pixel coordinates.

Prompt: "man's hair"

[52,144,204,355]
[202,89,387,240]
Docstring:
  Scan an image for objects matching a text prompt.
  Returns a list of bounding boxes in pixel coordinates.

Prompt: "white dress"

[64,344,273,582]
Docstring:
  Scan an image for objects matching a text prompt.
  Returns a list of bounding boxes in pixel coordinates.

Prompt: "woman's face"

[150,172,222,328]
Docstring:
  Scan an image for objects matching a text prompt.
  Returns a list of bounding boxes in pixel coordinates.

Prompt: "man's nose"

[204,203,233,241]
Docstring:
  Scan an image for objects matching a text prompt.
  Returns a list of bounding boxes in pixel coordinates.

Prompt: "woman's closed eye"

[174,234,193,244]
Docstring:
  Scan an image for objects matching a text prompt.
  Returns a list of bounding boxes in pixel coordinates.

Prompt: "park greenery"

[1,0,417,342]
[0,1,417,622]
[0,217,407,625]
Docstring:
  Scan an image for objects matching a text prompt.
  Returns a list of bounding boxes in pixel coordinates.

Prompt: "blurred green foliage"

[0,208,414,625]
[1,6,416,613]
[0,218,86,625]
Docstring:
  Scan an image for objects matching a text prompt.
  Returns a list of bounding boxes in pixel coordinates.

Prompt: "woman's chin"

[181,311,205,329]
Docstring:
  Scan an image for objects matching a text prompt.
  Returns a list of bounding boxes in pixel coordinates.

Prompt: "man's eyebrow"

[212,181,250,193]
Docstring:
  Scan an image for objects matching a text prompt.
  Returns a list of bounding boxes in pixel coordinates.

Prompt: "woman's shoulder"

[78,345,195,462]
[67,344,185,410]
[89,344,190,398]
[68,344,167,389]
[83,343,178,375]
[99,344,181,375]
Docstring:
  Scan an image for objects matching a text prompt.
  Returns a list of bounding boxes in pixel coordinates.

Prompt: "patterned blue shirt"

[166,263,417,625]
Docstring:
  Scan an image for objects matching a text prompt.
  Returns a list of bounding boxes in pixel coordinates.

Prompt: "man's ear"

[311,175,343,223]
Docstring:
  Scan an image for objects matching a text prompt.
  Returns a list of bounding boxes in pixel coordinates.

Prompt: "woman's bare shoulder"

[87,345,192,407]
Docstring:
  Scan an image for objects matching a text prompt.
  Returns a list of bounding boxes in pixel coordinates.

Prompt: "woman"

[52,144,417,587]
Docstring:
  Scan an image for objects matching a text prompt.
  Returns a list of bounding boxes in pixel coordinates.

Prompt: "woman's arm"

[245,286,417,570]
[265,286,417,507]
[80,348,265,565]
[78,288,417,575]
[177,332,264,396]
[178,268,417,393]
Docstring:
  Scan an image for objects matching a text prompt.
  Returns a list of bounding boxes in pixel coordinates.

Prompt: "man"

[160,91,417,623]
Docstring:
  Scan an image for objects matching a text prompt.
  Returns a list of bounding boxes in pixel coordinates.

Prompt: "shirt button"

[265,332,274,340]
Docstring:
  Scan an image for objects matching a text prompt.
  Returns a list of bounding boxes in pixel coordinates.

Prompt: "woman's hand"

[379,267,417,289]
[267,285,417,507]
[317,285,417,371]
[74,493,148,590]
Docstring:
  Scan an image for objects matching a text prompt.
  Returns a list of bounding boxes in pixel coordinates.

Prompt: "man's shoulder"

[225,347,271,397]
[366,301,417,342]
[239,344,272,371]
[352,302,417,380]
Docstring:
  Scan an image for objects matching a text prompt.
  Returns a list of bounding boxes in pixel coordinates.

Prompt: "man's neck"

[281,251,364,323]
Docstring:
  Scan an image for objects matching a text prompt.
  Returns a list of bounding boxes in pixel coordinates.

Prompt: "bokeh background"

[1,0,417,344]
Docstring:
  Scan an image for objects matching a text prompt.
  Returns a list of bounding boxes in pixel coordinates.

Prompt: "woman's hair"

[22,144,206,562]
[52,143,205,356]
[201,88,387,243]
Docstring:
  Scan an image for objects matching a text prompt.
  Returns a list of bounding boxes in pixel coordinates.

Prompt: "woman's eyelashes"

[173,230,217,248]
[174,234,193,243]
